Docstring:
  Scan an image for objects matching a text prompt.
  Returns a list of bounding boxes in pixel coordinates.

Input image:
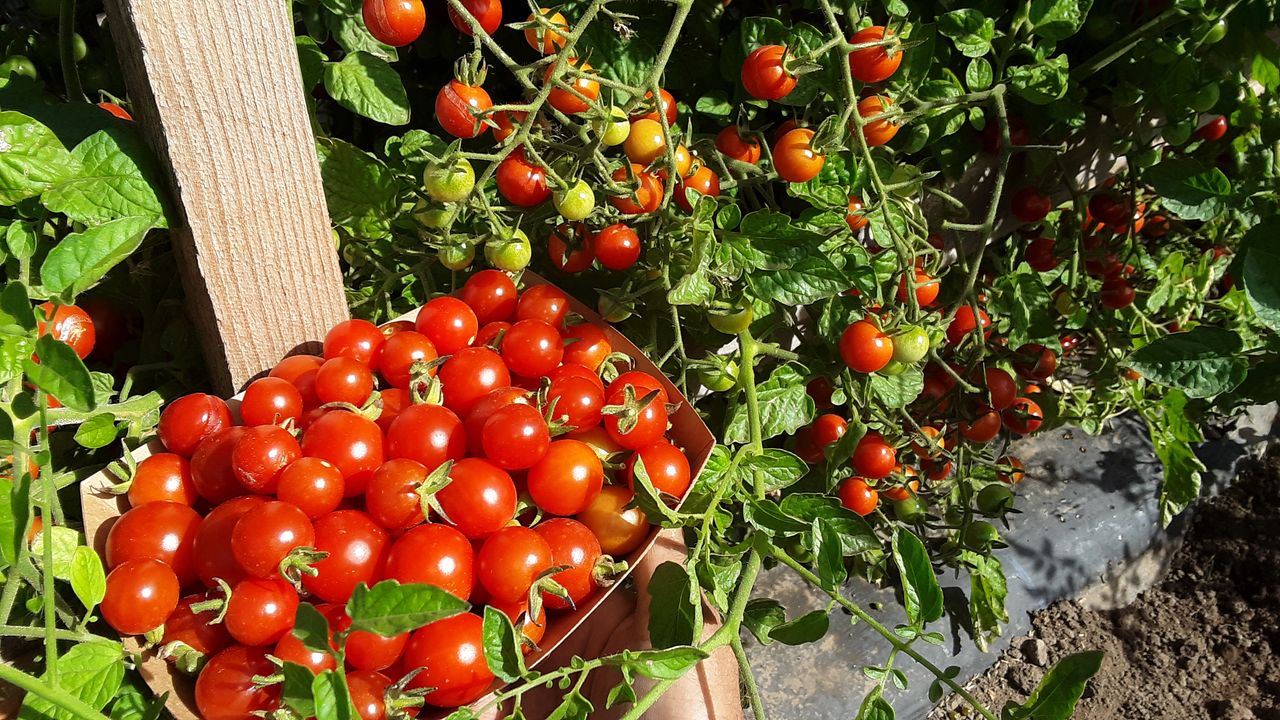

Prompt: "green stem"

[38,394,57,681]
[0,664,107,720]
[737,331,765,460]
[1069,6,1187,81]
[732,636,768,720]
[59,0,84,102]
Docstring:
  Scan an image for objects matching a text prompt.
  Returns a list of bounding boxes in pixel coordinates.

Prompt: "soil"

[934,452,1280,720]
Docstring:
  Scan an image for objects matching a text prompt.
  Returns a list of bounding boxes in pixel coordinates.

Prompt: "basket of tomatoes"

[79,270,714,720]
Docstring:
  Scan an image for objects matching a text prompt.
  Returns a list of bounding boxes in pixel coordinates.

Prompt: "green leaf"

[647,562,700,649]
[965,57,993,90]
[74,412,119,449]
[747,255,849,306]
[6,221,39,260]
[621,646,709,680]
[723,364,814,444]
[30,525,80,578]
[328,13,398,61]
[293,602,336,657]
[694,92,732,118]
[1029,0,1093,41]
[279,662,317,719]
[740,449,808,493]
[1128,327,1247,398]
[892,528,943,624]
[323,52,410,126]
[0,281,36,332]
[1146,158,1232,221]
[0,476,30,567]
[1003,651,1103,720]
[868,368,924,408]
[69,545,107,611]
[937,9,995,58]
[769,609,829,645]
[0,111,80,205]
[297,36,328,90]
[813,518,847,591]
[743,598,787,645]
[42,128,169,228]
[1252,52,1280,93]
[482,605,527,683]
[24,335,95,412]
[19,641,124,720]
[1009,54,1070,104]
[545,691,593,720]
[779,493,880,555]
[312,670,359,720]
[40,215,156,296]
[346,579,470,636]
[316,138,402,239]
[963,551,1008,651]
[856,687,895,720]
[1242,221,1280,333]
[1148,390,1206,526]
[630,453,686,526]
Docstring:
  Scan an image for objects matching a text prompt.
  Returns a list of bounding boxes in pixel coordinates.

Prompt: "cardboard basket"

[79,271,716,720]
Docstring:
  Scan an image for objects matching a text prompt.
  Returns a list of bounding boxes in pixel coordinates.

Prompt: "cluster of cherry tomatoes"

[96,272,696,717]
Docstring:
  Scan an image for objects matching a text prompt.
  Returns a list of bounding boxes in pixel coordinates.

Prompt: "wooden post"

[103,0,348,395]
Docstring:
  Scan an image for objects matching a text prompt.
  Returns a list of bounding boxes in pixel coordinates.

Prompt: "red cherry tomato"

[438,347,512,416]
[982,367,1018,411]
[548,224,595,273]
[840,320,893,373]
[386,403,466,471]
[462,387,531,455]
[477,526,553,603]
[1012,188,1052,223]
[516,283,570,328]
[624,440,690,498]
[231,500,315,578]
[276,458,344,518]
[435,457,517,538]
[807,377,835,409]
[404,613,495,707]
[301,411,384,497]
[980,114,1030,155]
[851,432,896,479]
[846,195,869,232]
[102,558,179,635]
[383,523,474,599]
[897,269,940,307]
[634,88,677,125]
[164,592,233,656]
[194,496,266,589]
[946,306,991,345]
[1195,115,1228,142]
[838,477,879,516]
[544,59,600,115]
[106,500,201,586]
[546,376,604,433]
[302,510,388,603]
[575,486,649,555]
[459,270,518,325]
[273,631,336,675]
[1012,343,1057,381]
[127,453,197,507]
[593,224,642,270]
[482,404,550,470]
[195,646,281,720]
[606,371,668,405]
[1100,278,1136,309]
[435,80,493,139]
[36,302,95,359]
[240,377,304,428]
[535,518,602,610]
[375,331,438,391]
[773,128,825,183]
[225,577,298,647]
[560,323,610,372]
[523,9,568,54]
[231,425,301,494]
[528,440,605,516]
[365,458,430,530]
[474,322,509,349]
[603,387,668,451]
[271,354,323,384]
[415,297,479,355]
[447,0,501,36]
[1003,397,1044,436]
[741,45,797,100]
[848,26,902,83]
[498,319,563,378]
[856,95,900,147]
[794,414,847,464]
[361,0,425,47]
[321,604,410,673]
[675,165,721,212]
[324,319,385,366]
[159,393,233,457]
[314,357,375,406]
[960,411,1002,443]
[1024,237,1059,271]
[496,148,551,207]
[716,126,761,165]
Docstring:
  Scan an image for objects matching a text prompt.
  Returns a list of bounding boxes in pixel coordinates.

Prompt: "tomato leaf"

[481,605,527,683]
[779,493,880,556]
[740,449,808,493]
[747,254,850,306]
[545,691,593,720]
[769,609,829,645]
[297,36,328,90]
[723,363,814,444]
[937,9,994,58]
[1146,390,1207,526]
[1002,651,1103,720]
[346,579,470,636]
[293,602,336,657]
[1242,219,1280,334]
[312,670,359,720]
[962,550,1008,651]
[316,138,402,239]
[1128,326,1247,398]
[892,528,943,624]
[23,335,95,412]
[279,662,318,719]
[856,687,895,720]
[0,281,35,333]
[69,545,107,612]
[813,518,848,591]
[5,221,38,261]
[1028,0,1093,42]
[0,111,80,205]
[868,368,924,409]
[30,524,80,577]
[618,646,709,680]
[323,52,410,126]
[1008,54,1070,104]
[74,412,119,449]
[18,641,123,720]
[1146,158,1232,221]
[41,127,170,228]
[0,475,30,568]
[647,561,700,649]
[742,598,787,645]
[39,215,156,296]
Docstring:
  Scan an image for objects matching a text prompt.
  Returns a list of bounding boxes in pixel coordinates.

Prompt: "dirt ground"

[935,452,1280,720]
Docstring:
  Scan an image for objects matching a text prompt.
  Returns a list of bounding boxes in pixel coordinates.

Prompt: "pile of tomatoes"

[96,272,694,717]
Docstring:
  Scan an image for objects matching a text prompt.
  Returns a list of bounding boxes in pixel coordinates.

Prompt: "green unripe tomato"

[598,107,630,147]
[1054,292,1078,316]
[1163,118,1195,146]
[1199,18,1227,44]
[878,359,907,376]
[0,56,38,81]
[698,360,739,392]
[943,506,966,526]
[893,497,925,523]
[341,243,360,266]
[424,158,475,203]
[553,179,595,221]
[891,326,930,364]
[413,200,457,230]
[976,484,1015,517]
[889,165,921,198]
[485,229,532,272]
[708,305,754,335]
[330,228,341,250]
[438,242,475,271]
[1190,84,1219,113]
[598,295,632,323]
[71,33,87,63]
[962,520,1000,550]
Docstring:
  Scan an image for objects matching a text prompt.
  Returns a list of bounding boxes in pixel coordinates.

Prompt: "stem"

[1069,6,1187,81]
[737,330,765,460]
[59,0,84,102]
[0,664,107,720]
[38,395,57,681]
[732,636,768,720]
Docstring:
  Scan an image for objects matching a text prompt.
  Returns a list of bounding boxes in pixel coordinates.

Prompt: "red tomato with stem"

[240,377,304,427]
[383,524,474,599]
[320,604,410,672]
[361,0,425,47]
[496,149,551,207]
[607,371,667,404]
[603,388,668,450]
[415,296,479,355]
[474,322,509,349]
[276,457,344,518]
[593,224,642,270]
[106,500,201,586]
[435,458,517,538]
[548,224,595,273]
[773,128,824,183]
[231,501,315,578]
[194,496,266,589]
[435,80,493,139]
[386,403,466,471]
[856,96,900,147]
[101,558,179,635]
[982,367,1018,411]
[840,320,893,373]
[225,577,298,647]
[36,302,95,359]
[159,393,233,457]
[544,59,600,115]
[1003,397,1044,435]
[961,411,1002,443]
[404,614,495,707]
[477,526,553,602]
[848,26,902,83]
[164,592,233,656]
[716,126,761,164]
[482,404,550,470]
[624,441,690,498]
[851,433,896,479]
[634,88,677,125]
[438,347,511,416]
[195,646,281,720]
[500,320,563,378]
[232,425,301,494]
[795,414,847,464]
[127,453,197,506]
[741,45,797,100]
[302,510,388,603]
[376,331,438,391]
[546,376,604,432]
[324,319,385,366]
[528,440,605,515]
[347,671,393,720]
[838,477,878,516]
[300,411,383,497]
[1012,343,1057,381]
[314,357,374,406]
[365,458,430,530]
[675,165,720,212]
[897,269,940,307]
[946,306,991,345]
[447,0,501,35]
[846,195,869,232]
[273,632,336,675]
[535,518,603,610]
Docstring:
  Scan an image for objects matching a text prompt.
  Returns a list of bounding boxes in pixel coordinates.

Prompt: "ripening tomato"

[594,224,642,270]
[603,388,668,450]
[795,414,847,464]
[386,402,466,471]
[436,458,517,539]
[490,598,546,650]
[848,26,902,83]
[477,526,553,602]
[675,165,720,212]
[882,467,920,502]
[535,518,603,610]
[838,477,878,516]
[301,411,384,497]
[438,347,511,416]
[856,96,899,147]
[164,592,233,657]
[276,457,345,518]
[897,269,940,307]
[365,459,430,530]
[1024,237,1059,271]
[240,377,304,427]
[102,558,179,635]
[1100,278,1136,309]
[528,440,605,515]
[404,614,494,707]
[525,9,568,54]
[998,455,1025,484]
[610,164,663,215]
[500,320,563,378]
[482,403,550,470]
[840,320,893,373]
[303,510,388,603]
[415,297,479,355]
[106,500,201,586]
[224,577,298,647]
[362,0,425,46]
[36,302,95,359]
[195,646,281,720]
[635,88,677,126]
[851,432,896,479]
[376,331,438,391]
[624,119,667,166]
[159,393,233,457]
[545,58,600,115]
[741,45,797,100]
[324,319,385,366]
[232,425,301,494]
[846,196,869,232]
[1011,188,1052,223]
[1003,397,1043,435]
[491,110,527,144]
[548,224,595,273]
[981,367,1018,411]
[447,0,501,36]
[496,149,551,207]
[1195,115,1228,142]
[773,128,824,183]
[946,306,991,345]
[383,523,474,599]
[716,126,761,165]
[575,485,649,555]
[436,80,493,139]
[624,440,690,498]
[127,453,197,507]
[460,270,518,326]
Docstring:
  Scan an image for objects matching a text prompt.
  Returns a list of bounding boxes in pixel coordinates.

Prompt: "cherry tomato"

[384,523,474,599]
[548,224,595,273]
[773,128,824,183]
[276,457,345,518]
[840,320,893,373]
[319,605,410,673]
[553,179,595,221]
[807,377,835,409]
[428,457,515,539]
[1024,237,1059,271]
[1100,278,1136,309]
[609,164,663,215]
[575,485,649,555]
[500,319,563,378]
[231,425,300,494]
[1012,343,1057,381]
[881,467,920,502]
[106,500,201,586]
[527,440,605,515]
[490,598,546,649]
[623,119,666,165]
[447,0,501,36]
[302,510,388,603]
[795,414,847,464]
[535,518,602,609]
[603,387,668,451]
[491,110,527,144]
[459,270,518,325]
[271,356,324,409]
[194,496,266,589]
[361,0,425,46]
[474,322,509,349]
[848,26,902,83]
[164,592,233,656]
[159,393,233,457]
[981,367,1018,411]
[558,324,608,372]
[846,195,869,232]
[274,631,336,675]
[675,165,721,212]
[856,95,900,147]
[997,456,1025,484]
[960,411,1002,443]
[314,357,375,406]
[481,403,550,470]
[376,331,438,392]
[1195,115,1228,142]
[438,346,511,416]
[462,387,531,455]
[516,284,570,328]
[593,224,642,270]
[477,526,553,602]
[404,614,495,707]
[225,577,298,647]
[347,671,393,720]
[716,126,761,165]
[231,500,315,579]
[415,296,479,355]
[495,148,551,207]
[36,302,95,359]
[632,88,677,126]
[365,459,429,530]
[607,371,668,404]
[435,80,493,139]
[102,558,179,635]
[301,411,383,497]
[386,402,466,470]
[946,306,991,345]
[98,102,133,121]
[624,440,690,498]
[546,376,605,433]
[891,326,930,365]
[239,377,304,428]
[838,477,878,516]
[1011,188,1052,223]
[545,59,600,115]
[324,319,385,366]
[525,9,569,54]
[195,645,281,720]
[741,45,797,100]
[1003,397,1044,435]
[980,114,1030,155]
[851,433,896,479]
[897,269,940,307]
[127,453,197,507]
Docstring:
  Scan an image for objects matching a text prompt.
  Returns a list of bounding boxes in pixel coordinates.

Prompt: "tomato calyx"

[414,459,456,524]
[591,554,628,587]
[408,373,447,406]
[600,386,665,436]
[277,546,330,591]
[155,639,207,675]
[186,577,234,625]
[527,563,574,622]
